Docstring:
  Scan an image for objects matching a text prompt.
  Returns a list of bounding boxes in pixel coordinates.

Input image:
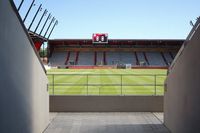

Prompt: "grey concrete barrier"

[50,96,163,112]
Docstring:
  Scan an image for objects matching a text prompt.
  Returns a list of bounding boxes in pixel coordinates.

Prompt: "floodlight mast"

[34,9,48,33]
[47,20,58,39]
[39,13,51,36]
[18,0,24,11]
[16,0,59,40]
[23,0,35,23]
[28,4,42,31]
[44,17,55,37]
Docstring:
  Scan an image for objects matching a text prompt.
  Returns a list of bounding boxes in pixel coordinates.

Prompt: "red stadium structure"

[28,31,47,51]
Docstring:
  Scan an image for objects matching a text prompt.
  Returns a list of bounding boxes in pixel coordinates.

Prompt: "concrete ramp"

[0,1,49,133]
[164,17,200,133]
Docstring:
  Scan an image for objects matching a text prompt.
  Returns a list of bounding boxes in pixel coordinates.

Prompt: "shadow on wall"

[0,0,49,133]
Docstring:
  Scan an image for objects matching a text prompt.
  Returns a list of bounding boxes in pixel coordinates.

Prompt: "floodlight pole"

[44,17,55,37]
[39,13,51,36]
[34,9,48,33]
[18,0,24,11]
[28,4,42,31]
[47,20,58,39]
[23,0,35,23]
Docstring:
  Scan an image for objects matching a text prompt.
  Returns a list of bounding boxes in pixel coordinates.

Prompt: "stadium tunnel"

[1,0,200,133]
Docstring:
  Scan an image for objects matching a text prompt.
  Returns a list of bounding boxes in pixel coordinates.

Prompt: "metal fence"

[47,74,166,96]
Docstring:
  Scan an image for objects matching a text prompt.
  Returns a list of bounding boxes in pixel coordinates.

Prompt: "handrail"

[47,73,166,76]
[169,17,200,73]
[48,83,164,86]
[47,74,166,96]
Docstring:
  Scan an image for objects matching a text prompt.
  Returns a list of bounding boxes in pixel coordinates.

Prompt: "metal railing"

[47,74,166,96]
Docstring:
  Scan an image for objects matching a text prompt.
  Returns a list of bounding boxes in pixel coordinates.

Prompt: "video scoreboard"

[92,33,108,44]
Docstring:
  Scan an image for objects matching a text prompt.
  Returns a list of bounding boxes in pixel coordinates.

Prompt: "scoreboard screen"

[92,33,108,44]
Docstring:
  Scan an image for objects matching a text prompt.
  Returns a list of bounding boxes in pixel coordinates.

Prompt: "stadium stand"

[106,51,121,65]
[146,52,166,66]
[48,51,180,67]
[172,52,177,58]
[120,52,136,65]
[48,39,183,68]
[160,52,168,65]
[103,51,107,65]
[137,52,147,66]
[78,52,94,65]
[96,51,104,65]
[65,51,70,65]
[49,52,66,66]
[143,52,150,65]
[68,51,76,65]
[94,52,97,65]
[134,52,139,65]
[163,52,173,65]
[75,51,79,65]
[104,51,135,65]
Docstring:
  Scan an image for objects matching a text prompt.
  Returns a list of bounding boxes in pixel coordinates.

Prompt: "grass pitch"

[47,69,167,95]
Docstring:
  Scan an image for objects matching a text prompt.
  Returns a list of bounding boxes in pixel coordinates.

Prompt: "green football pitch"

[47,69,167,95]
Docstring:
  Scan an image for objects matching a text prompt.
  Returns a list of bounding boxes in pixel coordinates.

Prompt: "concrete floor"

[44,112,170,133]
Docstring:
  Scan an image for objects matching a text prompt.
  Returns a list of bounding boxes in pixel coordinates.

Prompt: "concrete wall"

[50,96,163,112]
[164,20,200,132]
[0,1,49,133]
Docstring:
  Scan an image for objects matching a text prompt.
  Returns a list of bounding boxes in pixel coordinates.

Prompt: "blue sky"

[14,0,199,39]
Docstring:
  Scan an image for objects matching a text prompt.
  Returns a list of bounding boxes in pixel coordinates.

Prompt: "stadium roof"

[49,39,184,46]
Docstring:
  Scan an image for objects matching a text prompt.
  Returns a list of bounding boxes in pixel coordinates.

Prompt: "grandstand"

[48,39,183,68]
